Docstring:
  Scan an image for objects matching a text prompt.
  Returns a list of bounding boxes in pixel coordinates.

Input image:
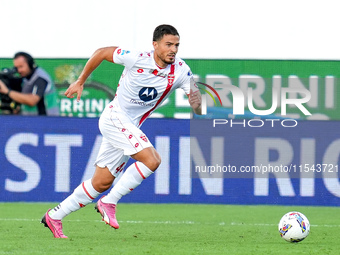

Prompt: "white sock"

[102,162,153,204]
[49,179,100,220]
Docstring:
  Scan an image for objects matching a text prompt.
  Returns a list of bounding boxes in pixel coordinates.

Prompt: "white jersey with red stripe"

[109,47,195,127]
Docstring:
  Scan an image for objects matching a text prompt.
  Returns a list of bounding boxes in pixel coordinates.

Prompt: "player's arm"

[64,46,117,101]
[188,89,202,115]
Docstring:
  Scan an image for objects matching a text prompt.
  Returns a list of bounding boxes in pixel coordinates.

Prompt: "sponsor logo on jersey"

[130,99,155,107]
[150,69,167,78]
[117,49,130,55]
[139,87,158,102]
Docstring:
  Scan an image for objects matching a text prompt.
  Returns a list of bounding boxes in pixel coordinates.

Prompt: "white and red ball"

[278,211,310,242]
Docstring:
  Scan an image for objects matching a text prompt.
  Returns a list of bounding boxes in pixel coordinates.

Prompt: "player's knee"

[152,156,162,171]
[145,154,161,171]
[92,178,113,193]
[97,183,112,193]
[92,166,115,192]
[132,147,161,171]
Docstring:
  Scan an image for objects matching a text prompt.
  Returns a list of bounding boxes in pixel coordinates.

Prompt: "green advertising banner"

[185,59,339,120]
[0,58,339,119]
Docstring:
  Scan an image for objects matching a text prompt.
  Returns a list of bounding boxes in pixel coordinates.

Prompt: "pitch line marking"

[0,218,338,227]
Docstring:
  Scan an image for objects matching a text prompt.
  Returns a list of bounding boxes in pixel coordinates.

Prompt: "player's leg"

[41,134,119,238]
[96,147,159,229]
[94,151,129,229]
[41,165,114,238]
[49,165,114,219]
[131,146,161,171]
[100,146,160,206]
[94,108,159,228]
[92,165,116,192]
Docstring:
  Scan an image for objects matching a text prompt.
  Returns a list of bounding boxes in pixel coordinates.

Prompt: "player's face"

[13,56,32,77]
[153,34,180,68]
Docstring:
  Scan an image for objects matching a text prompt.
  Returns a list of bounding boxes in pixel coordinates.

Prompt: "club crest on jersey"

[139,87,158,102]
[168,74,175,86]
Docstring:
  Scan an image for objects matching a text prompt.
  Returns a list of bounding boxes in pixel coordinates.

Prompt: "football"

[278,211,310,242]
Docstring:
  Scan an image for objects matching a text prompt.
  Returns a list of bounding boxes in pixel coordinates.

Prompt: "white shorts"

[94,106,153,177]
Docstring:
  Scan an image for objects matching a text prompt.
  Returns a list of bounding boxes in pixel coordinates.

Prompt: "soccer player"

[41,24,202,238]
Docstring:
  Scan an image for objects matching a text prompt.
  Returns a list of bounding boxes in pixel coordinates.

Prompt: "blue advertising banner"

[0,116,339,206]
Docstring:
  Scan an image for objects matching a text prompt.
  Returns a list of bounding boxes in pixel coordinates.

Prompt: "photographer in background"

[0,52,59,116]
[0,67,22,114]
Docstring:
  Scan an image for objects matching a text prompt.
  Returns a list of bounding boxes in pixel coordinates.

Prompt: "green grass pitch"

[0,203,339,255]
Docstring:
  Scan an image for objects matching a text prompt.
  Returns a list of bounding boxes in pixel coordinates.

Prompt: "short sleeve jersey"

[111,47,196,127]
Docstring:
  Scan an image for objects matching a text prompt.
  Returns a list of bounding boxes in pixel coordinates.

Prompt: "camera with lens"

[0,67,22,114]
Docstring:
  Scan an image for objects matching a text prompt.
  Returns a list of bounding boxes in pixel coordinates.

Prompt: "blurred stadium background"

[1,58,339,206]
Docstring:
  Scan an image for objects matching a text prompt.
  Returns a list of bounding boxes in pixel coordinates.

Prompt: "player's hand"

[0,80,9,94]
[64,80,84,101]
[189,89,202,114]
